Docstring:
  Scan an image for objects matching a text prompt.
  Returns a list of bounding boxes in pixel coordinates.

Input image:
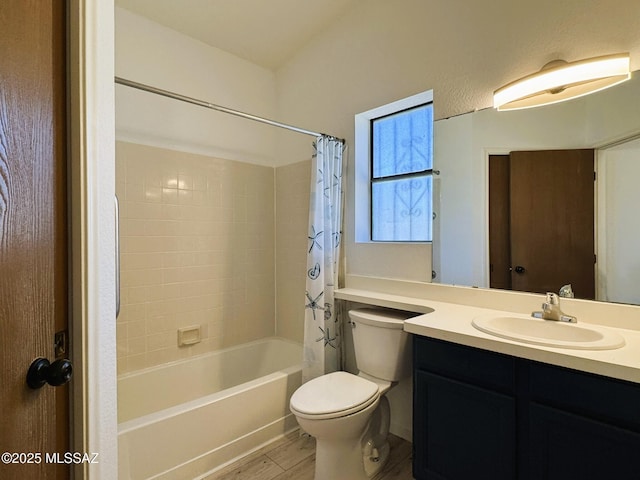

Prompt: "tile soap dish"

[178,325,202,346]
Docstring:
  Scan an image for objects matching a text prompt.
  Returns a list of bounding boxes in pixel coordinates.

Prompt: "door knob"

[514,265,526,274]
[26,357,73,389]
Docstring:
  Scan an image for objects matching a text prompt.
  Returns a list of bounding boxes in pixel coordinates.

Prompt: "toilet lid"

[290,371,379,419]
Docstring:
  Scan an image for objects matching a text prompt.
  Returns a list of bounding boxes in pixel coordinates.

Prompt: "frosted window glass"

[370,101,433,242]
[372,104,433,178]
[372,176,432,241]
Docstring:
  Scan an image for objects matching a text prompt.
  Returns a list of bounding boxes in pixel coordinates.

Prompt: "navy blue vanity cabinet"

[412,336,517,480]
[413,335,640,480]
[527,362,640,479]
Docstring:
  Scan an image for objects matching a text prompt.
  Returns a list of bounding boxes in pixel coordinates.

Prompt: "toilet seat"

[290,371,379,420]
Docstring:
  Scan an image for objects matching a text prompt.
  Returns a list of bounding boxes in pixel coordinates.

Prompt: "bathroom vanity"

[335,277,640,480]
[412,335,640,479]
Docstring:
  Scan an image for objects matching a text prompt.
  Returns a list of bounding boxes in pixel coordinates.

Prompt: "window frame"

[354,90,434,243]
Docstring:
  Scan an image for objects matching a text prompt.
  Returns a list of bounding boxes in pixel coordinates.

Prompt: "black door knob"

[26,357,73,389]
[514,265,526,274]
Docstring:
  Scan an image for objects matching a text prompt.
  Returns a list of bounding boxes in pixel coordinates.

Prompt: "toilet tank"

[349,308,416,382]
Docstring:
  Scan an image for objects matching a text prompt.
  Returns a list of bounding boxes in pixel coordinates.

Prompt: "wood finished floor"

[203,429,414,480]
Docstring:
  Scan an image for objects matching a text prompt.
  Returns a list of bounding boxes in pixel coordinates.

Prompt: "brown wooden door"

[488,155,512,290]
[506,150,595,298]
[0,2,70,479]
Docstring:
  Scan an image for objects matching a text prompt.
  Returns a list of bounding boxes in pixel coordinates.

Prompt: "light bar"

[494,53,631,111]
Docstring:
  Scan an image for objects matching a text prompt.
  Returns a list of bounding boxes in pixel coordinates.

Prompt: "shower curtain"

[303,136,345,382]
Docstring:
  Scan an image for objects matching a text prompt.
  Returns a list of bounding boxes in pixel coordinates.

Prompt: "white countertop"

[336,287,640,384]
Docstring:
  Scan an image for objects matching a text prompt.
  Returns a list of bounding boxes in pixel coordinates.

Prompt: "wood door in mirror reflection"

[489,150,595,299]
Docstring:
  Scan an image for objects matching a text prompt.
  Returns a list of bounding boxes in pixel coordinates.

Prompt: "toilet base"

[363,439,390,477]
[310,397,393,480]
[293,395,381,480]
[314,436,369,480]
[362,395,391,477]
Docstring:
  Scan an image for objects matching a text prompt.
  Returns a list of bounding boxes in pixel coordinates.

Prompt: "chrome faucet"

[532,292,577,323]
[559,284,574,298]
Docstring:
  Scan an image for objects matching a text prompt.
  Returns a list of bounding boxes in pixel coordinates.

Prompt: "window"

[355,90,434,242]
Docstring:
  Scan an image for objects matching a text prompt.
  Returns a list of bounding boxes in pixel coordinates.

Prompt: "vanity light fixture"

[493,53,631,111]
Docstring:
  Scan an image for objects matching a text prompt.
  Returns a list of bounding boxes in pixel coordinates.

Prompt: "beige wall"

[115,8,288,375]
[115,7,278,166]
[116,142,313,373]
[114,6,317,370]
[275,160,311,342]
[116,142,275,374]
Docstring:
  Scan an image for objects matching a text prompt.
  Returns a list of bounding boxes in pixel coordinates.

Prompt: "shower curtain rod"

[115,77,343,142]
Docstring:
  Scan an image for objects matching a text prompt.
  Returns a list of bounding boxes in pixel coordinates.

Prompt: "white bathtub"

[117,337,303,479]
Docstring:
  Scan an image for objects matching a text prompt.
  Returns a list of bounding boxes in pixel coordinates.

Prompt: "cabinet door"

[529,403,640,479]
[414,371,516,480]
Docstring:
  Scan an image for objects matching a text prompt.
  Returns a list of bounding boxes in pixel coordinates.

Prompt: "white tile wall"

[275,160,311,342]
[116,141,275,374]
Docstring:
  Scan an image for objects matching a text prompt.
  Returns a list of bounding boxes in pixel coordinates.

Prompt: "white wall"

[115,7,278,166]
[275,0,640,284]
[598,138,640,304]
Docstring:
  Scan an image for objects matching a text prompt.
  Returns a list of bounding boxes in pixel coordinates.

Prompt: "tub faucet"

[532,292,577,323]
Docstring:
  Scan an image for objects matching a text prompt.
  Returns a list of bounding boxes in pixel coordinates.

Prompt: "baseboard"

[389,421,412,443]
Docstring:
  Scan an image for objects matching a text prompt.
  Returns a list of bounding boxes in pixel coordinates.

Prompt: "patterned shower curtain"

[303,136,345,383]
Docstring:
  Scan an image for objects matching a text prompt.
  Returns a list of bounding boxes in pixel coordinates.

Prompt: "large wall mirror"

[432,71,640,306]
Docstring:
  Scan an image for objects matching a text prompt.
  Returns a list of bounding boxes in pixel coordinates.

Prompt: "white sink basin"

[471,315,625,350]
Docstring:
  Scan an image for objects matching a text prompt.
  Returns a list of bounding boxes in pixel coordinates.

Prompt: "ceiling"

[115,0,359,70]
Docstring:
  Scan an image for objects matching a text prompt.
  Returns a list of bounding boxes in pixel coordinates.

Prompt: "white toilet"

[290,307,414,480]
